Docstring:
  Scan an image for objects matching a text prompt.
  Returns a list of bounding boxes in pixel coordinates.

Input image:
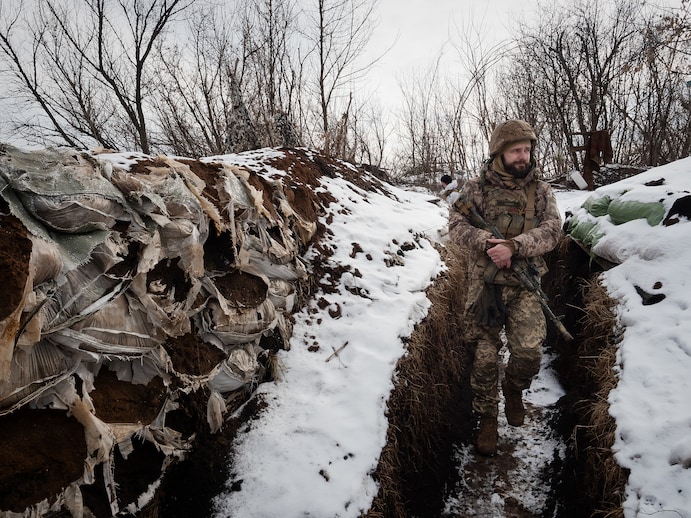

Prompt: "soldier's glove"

[470,283,508,327]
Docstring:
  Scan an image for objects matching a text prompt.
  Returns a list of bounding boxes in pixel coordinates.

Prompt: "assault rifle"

[453,196,574,342]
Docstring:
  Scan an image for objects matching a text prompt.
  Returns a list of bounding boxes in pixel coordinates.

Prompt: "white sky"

[362,0,528,112]
[206,148,691,517]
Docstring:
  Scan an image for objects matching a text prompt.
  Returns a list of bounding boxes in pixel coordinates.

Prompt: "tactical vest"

[476,178,547,285]
[482,180,537,238]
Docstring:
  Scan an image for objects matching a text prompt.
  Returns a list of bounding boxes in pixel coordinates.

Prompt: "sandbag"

[581,195,611,217]
[607,199,666,226]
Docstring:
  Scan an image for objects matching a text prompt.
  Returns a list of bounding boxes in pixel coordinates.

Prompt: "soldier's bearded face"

[502,140,532,177]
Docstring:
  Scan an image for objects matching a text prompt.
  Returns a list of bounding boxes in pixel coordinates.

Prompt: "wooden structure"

[571,130,613,190]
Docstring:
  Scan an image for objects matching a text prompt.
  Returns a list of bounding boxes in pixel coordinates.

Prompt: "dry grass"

[364,243,473,518]
[542,237,628,516]
[576,277,628,517]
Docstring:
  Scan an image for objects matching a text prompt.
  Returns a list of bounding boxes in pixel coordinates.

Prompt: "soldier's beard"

[504,160,531,178]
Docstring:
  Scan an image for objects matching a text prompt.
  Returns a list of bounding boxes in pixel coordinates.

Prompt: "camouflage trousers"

[464,281,545,417]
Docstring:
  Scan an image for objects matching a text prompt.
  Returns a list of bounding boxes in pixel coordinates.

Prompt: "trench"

[141,236,619,518]
[365,236,623,518]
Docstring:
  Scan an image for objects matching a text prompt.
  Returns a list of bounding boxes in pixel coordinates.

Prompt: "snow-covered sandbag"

[606,198,666,226]
[581,194,611,217]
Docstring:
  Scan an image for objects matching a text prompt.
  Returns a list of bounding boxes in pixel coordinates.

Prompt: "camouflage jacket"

[449,162,563,285]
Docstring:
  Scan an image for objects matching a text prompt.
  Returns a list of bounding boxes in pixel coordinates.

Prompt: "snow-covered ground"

[567,158,691,518]
[209,155,691,518]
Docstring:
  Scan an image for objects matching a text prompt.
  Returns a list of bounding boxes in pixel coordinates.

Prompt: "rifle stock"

[453,194,574,341]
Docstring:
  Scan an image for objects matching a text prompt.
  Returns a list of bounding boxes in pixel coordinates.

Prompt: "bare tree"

[396,58,444,183]
[494,0,689,178]
[303,0,380,157]
[350,98,390,168]
[0,0,193,153]
[239,0,304,147]
[611,8,691,165]
[154,11,232,156]
[394,15,510,183]
[153,0,305,156]
[500,0,645,175]
[447,16,512,175]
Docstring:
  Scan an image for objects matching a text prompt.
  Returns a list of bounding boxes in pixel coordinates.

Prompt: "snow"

[212,159,448,517]
[211,155,691,517]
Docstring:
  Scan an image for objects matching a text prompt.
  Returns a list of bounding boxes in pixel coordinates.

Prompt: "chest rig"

[481,179,537,237]
[476,175,543,285]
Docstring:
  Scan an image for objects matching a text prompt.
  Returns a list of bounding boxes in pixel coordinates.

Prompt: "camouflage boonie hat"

[489,120,537,157]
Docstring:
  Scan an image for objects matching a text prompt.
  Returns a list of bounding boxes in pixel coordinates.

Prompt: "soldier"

[449,120,563,455]
[439,174,457,198]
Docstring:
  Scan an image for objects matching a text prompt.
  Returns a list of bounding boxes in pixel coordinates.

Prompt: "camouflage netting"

[0,144,366,516]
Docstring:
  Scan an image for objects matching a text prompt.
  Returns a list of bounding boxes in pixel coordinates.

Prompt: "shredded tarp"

[0,144,335,517]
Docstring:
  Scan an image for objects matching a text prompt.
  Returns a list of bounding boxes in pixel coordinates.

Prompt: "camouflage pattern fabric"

[449,161,562,417]
[465,282,545,416]
[449,163,562,260]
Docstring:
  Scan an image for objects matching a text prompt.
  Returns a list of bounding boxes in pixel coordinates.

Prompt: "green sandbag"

[566,217,604,248]
[581,195,611,217]
[607,199,666,226]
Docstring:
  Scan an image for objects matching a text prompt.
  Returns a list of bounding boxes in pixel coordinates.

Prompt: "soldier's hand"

[486,239,513,269]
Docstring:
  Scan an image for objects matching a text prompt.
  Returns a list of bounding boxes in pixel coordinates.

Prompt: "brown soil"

[0,408,86,512]
[0,214,32,320]
[164,331,227,376]
[90,368,167,423]
[214,269,267,307]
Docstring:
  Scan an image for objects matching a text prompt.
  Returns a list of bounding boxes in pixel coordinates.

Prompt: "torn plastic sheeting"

[109,164,205,223]
[0,144,322,516]
[41,276,133,336]
[1,149,136,230]
[244,248,308,281]
[207,390,227,433]
[268,278,297,312]
[65,293,167,350]
[207,345,260,394]
[20,193,128,233]
[228,165,276,222]
[0,173,111,273]
[104,356,172,387]
[216,163,257,210]
[0,341,80,415]
[128,273,200,339]
[157,219,206,278]
[197,297,278,347]
[244,221,297,265]
[277,195,318,243]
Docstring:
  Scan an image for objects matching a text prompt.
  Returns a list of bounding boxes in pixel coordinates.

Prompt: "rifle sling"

[524,180,537,232]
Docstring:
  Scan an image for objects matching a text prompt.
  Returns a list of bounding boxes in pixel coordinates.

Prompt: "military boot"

[476,416,498,456]
[503,380,525,426]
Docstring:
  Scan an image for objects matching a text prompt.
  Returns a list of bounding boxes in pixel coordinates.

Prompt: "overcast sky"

[361,0,532,111]
[362,0,685,113]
